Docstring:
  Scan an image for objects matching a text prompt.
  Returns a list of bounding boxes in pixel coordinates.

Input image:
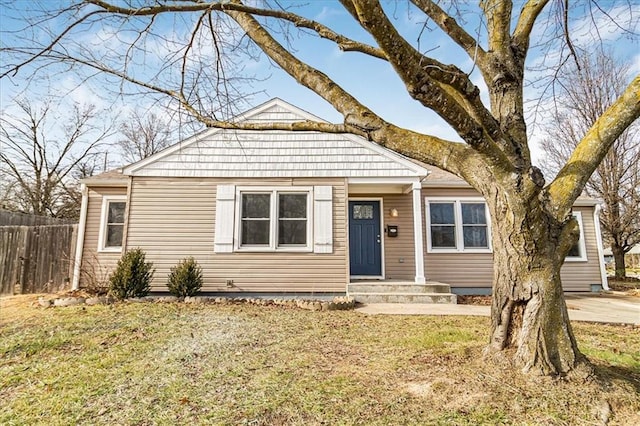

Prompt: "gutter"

[80,178,128,187]
[593,204,610,291]
[71,184,89,290]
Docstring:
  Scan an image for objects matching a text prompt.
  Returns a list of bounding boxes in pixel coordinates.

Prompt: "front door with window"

[349,200,382,276]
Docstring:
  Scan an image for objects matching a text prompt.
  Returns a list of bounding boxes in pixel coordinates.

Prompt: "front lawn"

[1,296,639,425]
[609,275,640,295]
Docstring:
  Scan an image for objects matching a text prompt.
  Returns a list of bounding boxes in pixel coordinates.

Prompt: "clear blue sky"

[1,1,638,167]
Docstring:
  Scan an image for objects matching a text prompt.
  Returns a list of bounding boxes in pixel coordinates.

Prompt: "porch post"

[412,182,426,283]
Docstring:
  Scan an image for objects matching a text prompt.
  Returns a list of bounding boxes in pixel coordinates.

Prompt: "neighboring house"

[603,245,640,269]
[72,99,608,301]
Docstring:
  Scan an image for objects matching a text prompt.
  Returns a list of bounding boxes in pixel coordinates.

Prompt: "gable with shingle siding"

[124,99,427,179]
[129,131,423,177]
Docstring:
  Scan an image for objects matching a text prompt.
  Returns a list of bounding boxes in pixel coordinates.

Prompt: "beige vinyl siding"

[381,194,416,280]
[425,252,494,288]
[560,206,602,291]
[424,188,482,197]
[80,186,128,287]
[422,188,601,291]
[126,177,347,293]
[423,187,494,288]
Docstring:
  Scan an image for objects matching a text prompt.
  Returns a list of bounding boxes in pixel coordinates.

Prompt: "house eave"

[573,198,600,207]
[421,181,472,188]
[81,178,128,187]
[348,177,423,184]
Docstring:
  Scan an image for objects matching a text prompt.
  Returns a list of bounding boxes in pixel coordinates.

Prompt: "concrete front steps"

[347,280,457,304]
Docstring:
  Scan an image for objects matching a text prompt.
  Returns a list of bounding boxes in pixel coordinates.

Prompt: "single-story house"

[72,98,608,301]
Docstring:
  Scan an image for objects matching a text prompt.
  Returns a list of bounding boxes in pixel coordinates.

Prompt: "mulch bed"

[456,295,492,305]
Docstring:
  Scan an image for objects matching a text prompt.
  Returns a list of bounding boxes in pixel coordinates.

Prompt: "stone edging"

[38,295,356,311]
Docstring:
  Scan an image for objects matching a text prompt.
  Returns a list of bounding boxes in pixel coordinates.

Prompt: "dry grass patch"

[1,295,639,425]
[608,276,640,296]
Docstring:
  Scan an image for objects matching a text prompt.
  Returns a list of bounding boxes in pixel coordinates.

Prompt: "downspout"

[593,204,610,291]
[121,176,133,253]
[72,183,89,290]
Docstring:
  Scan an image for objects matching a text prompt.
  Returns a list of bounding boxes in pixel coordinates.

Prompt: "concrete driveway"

[356,292,639,325]
[564,293,639,325]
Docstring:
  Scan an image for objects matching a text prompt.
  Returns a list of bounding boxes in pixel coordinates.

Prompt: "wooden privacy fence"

[0,209,75,226]
[1,224,77,295]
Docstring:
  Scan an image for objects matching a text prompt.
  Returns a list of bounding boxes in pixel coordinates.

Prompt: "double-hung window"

[277,193,308,246]
[426,198,491,252]
[566,212,587,261]
[237,189,311,251]
[241,193,271,245]
[98,195,127,252]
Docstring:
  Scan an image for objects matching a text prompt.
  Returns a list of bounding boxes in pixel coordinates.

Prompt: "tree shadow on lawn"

[594,363,640,394]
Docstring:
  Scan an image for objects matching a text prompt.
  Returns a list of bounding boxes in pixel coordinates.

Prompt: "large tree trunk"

[611,243,627,279]
[485,196,585,375]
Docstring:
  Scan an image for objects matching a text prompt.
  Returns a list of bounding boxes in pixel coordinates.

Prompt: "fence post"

[14,227,28,294]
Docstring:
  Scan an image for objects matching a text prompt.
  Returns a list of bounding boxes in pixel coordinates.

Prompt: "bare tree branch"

[483,0,512,57]
[86,0,388,59]
[512,0,550,51]
[0,98,114,218]
[548,75,640,212]
[410,0,488,71]
[346,0,508,164]
[540,50,640,277]
[1,6,103,79]
[118,111,173,163]
[223,7,389,138]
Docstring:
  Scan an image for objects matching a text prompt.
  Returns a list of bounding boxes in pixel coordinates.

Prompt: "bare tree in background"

[540,51,640,279]
[2,0,639,376]
[118,111,173,163]
[0,99,114,219]
[0,167,18,211]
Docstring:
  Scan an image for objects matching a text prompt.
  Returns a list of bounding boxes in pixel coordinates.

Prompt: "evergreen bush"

[108,248,154,300]
[167,256,203,297]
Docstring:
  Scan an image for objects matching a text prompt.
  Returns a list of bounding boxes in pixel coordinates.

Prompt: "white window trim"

[234,186,313,252]
[97,195,127,253]
[425,197,493,253]
[565,211,588,262]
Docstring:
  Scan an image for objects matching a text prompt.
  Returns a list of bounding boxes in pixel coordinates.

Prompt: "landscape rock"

[54,297,85,307]
[44,291,356,313]
[328,296,355,310]
[86,296,113,305]
[38,297,53,307]
[155,296,180,303]
[185,296,210,304]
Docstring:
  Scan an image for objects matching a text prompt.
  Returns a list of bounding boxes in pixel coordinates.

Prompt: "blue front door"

[349,200,382,276]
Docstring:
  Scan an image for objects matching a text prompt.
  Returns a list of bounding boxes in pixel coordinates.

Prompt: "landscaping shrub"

[108,248,155,299]
[167,256,203,297]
